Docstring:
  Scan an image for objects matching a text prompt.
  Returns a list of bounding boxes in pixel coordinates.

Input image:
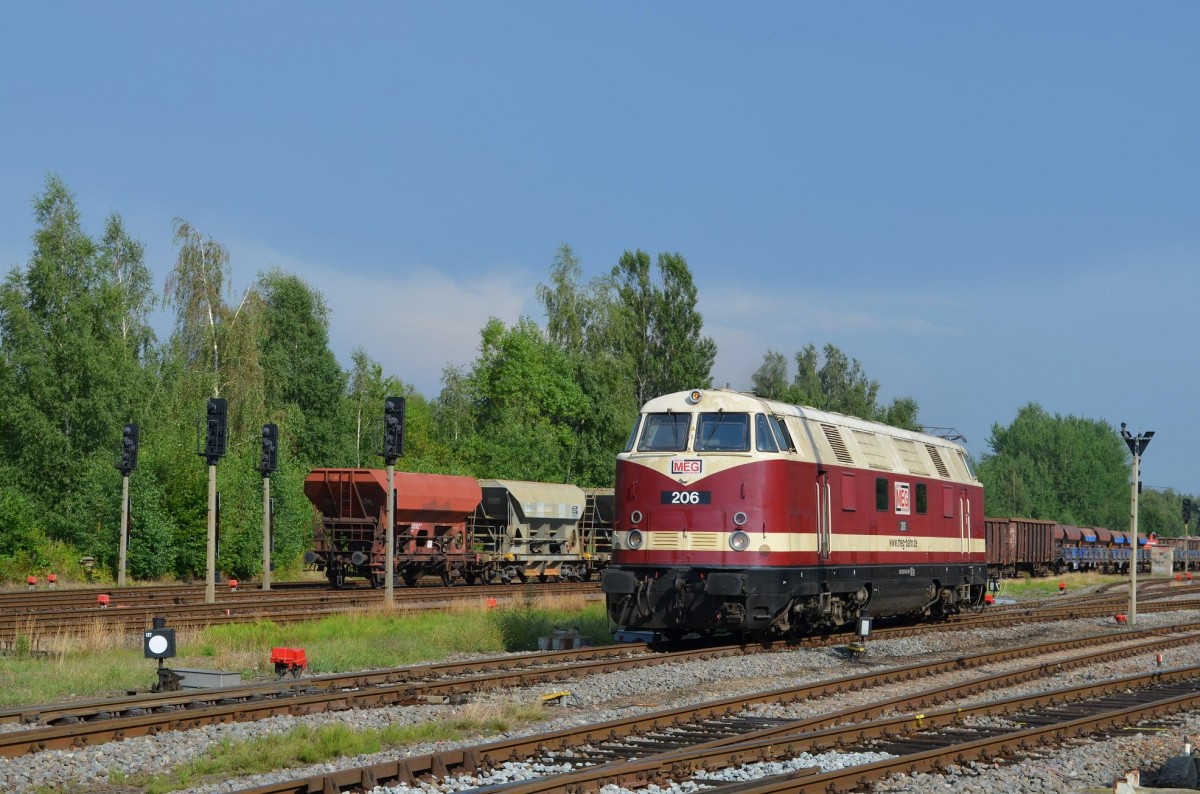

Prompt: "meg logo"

[671,459,702,475]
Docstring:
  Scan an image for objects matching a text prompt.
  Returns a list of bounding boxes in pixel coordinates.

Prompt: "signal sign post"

[259,424,278,591]
[382,397,406,607]
[200,399,228,604]
[115,423,139,587]
[1120,423,1154,624]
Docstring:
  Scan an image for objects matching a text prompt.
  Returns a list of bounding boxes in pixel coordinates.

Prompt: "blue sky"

[1,3,1197,492]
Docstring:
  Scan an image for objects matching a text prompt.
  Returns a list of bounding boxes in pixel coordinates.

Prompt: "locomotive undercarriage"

[603,565,988,637]
[308,550,599,589]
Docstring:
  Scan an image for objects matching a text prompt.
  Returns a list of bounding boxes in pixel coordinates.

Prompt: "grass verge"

[0,594,610,707]
[991,571,1132,598]
[135,701,548,794]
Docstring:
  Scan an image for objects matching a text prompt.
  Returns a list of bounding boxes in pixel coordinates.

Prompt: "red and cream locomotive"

[602,389,987,637]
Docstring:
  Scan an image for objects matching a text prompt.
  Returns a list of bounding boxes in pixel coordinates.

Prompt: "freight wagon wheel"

[538,573,550,583]
[369,573,386,589]
[402,572,420,588]
[462,572,478,586]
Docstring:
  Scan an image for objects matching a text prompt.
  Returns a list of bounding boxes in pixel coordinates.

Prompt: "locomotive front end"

[602,389,801,637]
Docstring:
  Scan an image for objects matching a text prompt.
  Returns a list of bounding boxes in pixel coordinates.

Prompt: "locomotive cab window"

[915,483,928,514]
[637,413,691,452]
[875,477,889,511]
[960,452,977,479]
[695,412,750,452]
[769,415,796,452]
[622,416,642,453]
[755,414,778,452]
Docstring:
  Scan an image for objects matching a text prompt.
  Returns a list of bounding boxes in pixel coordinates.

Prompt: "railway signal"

[258,423,278,475]
[145,616,181,692]
[116,423,139,475]
[200,398,228,463]
[1119,422,1154,624]
[259,424,278,591]
[381,396,406,607]
[382,396,406,462]
[199,397,228,604]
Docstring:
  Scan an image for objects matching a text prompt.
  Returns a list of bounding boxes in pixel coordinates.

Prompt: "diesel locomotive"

[601,389,988,637]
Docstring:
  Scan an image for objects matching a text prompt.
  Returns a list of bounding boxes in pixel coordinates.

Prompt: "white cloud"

[227,242,533,396]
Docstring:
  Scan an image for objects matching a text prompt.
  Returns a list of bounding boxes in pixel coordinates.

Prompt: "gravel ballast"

[3,605,1199,793]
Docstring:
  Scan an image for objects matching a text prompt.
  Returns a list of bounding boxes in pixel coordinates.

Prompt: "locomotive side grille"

[851,430,891,470]
[924,444,952,478]
[690,533,721,550]
[894,439,930,475]
[820,424,855,465]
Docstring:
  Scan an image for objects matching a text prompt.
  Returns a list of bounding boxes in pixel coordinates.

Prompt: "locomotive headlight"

[686,390,702,404]
[630,510,643,525]
[733,511,748,527]
[627,529,644,550]
[729,530,750,552]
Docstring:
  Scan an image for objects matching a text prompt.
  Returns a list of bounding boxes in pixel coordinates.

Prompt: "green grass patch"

[137,701,548,794]
[0,598,612,708]
[991,572,1131,598]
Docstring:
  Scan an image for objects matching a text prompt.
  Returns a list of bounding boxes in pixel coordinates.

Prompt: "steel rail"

[0,642,772,757]
[696,668,1200,793]
[0,583,603,640]
[0,641,662,728]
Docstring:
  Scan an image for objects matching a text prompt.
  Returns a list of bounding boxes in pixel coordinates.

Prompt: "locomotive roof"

[642,389,968,452]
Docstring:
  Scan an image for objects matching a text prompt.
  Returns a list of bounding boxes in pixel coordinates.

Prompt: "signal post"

[382,397,406,607]
[1119,423,1154,624]
[115,423,139,587]
[259,424,278,590]
[200,398,228,604]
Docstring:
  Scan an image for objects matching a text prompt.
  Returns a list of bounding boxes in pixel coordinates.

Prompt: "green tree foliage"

[259,269,351,466]
[0,177,164,561]
[612,249,717,407]
[457,317,588,482]
[1135,487,1185,539]
[751,343,921,430]
[535,244,637,486]
[977,403,1130,529]
[161,222,273,579]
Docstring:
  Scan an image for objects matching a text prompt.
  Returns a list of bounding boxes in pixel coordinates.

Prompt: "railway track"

[5,599,1200,762]
[0,581,603,642]
[228,622,1200,794]
[0,586,1189,736]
